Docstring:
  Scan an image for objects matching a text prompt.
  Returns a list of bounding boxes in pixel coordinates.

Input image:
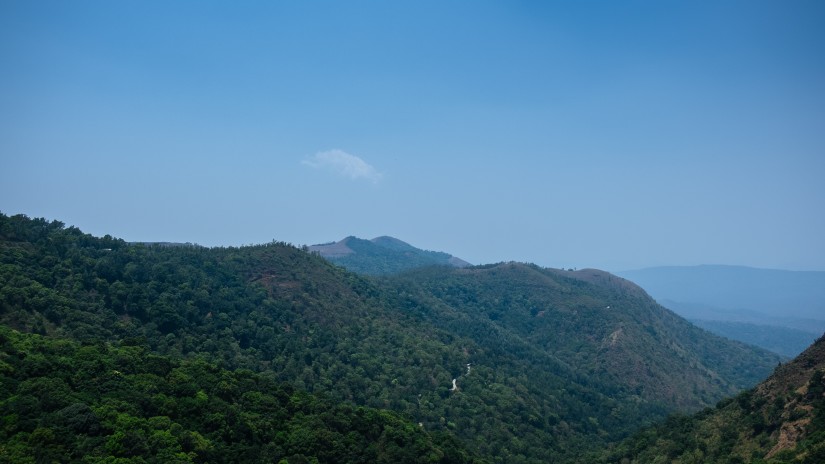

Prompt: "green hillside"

[601,335,825,463]
[0,327,479,463]
[0,214,782,462]
[385,265,780,411]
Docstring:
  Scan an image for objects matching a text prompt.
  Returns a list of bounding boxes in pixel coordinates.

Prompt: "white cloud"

[302,149,383,183]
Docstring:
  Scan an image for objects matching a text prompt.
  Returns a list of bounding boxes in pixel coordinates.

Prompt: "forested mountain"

[602,334,825,463]
[0,214,782,462]
[308,236,470,275]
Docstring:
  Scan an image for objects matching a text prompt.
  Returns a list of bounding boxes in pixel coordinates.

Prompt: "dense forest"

[0,213,786,462]
[0,326,480,463]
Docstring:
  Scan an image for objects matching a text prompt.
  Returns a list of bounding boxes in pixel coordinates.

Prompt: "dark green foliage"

[0,327,479,463]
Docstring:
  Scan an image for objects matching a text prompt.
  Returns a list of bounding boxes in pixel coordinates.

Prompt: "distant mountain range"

[308,235,471,275]
[616,265,825,357]
[687,319,817,359]
[616,265,825,322]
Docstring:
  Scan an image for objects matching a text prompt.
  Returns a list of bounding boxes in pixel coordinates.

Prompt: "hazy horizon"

[2,1,823,272]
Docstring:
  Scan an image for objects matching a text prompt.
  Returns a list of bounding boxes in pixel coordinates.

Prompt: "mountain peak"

[369,235,417,251]
[308,235,470,275]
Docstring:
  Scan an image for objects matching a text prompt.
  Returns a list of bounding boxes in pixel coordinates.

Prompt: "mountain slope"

[0,214,782,463]
[0,215,641,462]
[602,334,825,463]
[386,265,781,411]
[308,236,470,275]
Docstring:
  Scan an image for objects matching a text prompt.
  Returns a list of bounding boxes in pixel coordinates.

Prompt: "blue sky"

[1,1,823,271]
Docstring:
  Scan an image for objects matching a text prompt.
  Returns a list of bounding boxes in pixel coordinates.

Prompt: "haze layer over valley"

[618,266,825,357]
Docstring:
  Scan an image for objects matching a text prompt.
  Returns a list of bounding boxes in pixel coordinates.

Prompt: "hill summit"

[308,235,470,275]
